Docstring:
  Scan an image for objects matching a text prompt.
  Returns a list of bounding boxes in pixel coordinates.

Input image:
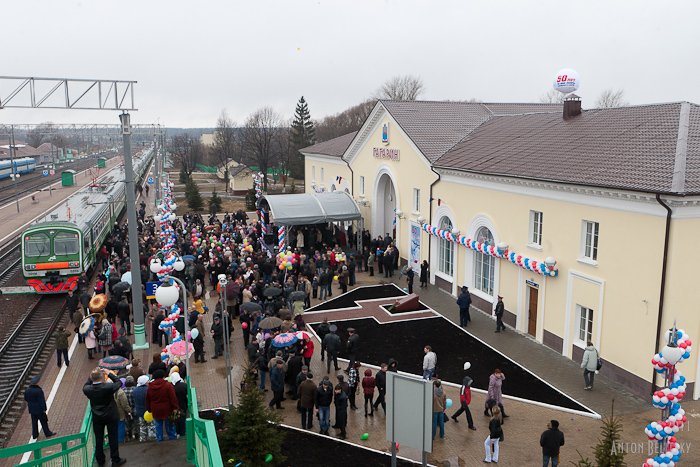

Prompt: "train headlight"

[69,261,80,268]
[25,264,36,270]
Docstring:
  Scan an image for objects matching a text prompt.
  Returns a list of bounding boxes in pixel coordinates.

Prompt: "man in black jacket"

[345,328,359,371]
[322,325,341,374]
[83,369,125,466]
[372,363,388,414]
[540,419,565,467]
[315,318,330,362]
[24,376,55,440]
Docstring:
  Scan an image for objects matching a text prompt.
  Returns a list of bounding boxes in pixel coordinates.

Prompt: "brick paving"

[4,178,700,466]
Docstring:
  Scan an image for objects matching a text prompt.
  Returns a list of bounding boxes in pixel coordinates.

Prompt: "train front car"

[22,222,83,293]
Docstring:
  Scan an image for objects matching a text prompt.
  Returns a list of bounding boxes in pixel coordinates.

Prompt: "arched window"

[438,217,454,276]
[474,226,495,296]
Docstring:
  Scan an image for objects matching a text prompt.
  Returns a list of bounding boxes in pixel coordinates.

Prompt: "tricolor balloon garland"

[643,327,692,467]
[420,223,558,277]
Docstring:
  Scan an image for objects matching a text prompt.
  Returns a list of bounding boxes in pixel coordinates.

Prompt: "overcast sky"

[1,0,698,128]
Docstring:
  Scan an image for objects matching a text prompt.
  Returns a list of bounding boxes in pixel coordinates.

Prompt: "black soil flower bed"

[311,317,592,414]
[279,425,419,466]
[307,284,406,311]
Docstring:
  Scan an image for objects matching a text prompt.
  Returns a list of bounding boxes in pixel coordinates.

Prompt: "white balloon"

[190,328,199,339]
[553,68,580,94]
[121,271,132,285]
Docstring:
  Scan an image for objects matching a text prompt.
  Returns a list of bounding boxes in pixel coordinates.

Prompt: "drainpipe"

[652,193,672,395]
[427,166,441,269]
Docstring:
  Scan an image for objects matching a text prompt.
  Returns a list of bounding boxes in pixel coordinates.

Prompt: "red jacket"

[302,340,314,359]
[459,384,472,405]
[361,371,376,396]
[146,378,179,420]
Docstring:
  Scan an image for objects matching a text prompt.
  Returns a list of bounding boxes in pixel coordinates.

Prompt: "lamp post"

[154,274,190,379]
[218,274,234,408]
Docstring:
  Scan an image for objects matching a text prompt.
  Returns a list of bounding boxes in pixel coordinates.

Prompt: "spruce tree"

[219,368,286,466]
[289,96,316,179]
[593,410,626,467]
[209,191,223,215]
[185,180,204,212]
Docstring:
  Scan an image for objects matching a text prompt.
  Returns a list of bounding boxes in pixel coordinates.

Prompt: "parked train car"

[21,148,153,293]
[0,157,37,180]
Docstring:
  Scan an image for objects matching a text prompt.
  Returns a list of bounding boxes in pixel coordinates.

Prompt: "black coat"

[323,333,341,353]
[174,381,188,413]
[24,385,47,415]
[346,333,359,354]
[315,385,333,408]
[540,428,565,456]
[375,370,387,391]
[83,373,121,420]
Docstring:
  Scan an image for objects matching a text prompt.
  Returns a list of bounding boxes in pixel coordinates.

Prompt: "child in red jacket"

[361,369,376,417]
[451,362,476,430]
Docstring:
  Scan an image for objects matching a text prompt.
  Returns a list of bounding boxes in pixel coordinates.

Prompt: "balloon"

[360,432,369,440]
[333,276,338,282]
[191,328,199,339]
[553,68,580,94]
[446,398,453,408]
[144,411,154,422]
[241,322,248,329]
[394,442,400,451]
[264,454,273,463]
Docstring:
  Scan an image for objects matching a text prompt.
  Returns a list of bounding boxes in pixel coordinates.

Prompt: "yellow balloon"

[333,276,338,281]
[144,411,154,423]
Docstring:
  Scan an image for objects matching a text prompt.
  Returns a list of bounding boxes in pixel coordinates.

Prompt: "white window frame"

[360,176,365,195]
[413,188,420,214]
[437,217,454,276]
[580,220,599,264]
[474,226,495,296]
[575,305,594,347]
[529,210,543,248]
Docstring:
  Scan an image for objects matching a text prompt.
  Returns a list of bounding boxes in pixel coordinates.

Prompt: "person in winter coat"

[456,286,472,327]
[432,379,447,441]
[486,369,509,418]
[419,260,429,287]
[115,384,132,444]
[54,326,71,368]
[333,383,349,439]
[297,372,316,430]
[301,337,315,367]
[540,419,565,467]
[315,377,334,435]
[194,314,206,363]
[171,373,188,436]
[316,318,330,361]
[347,361,360,411]
[323,325,341,373]
[484,407,503,463]
[286,351,303,399]
[423,345,437,380]
[406,267,415,294]
[117,296,131,335]
[345,327,359,371]
[132,375,154,442]
[451,362,476,430]
[361,369,376,417]
[85,328,97,359]
[367,251,376,276]
[146,369,179,441]
[269,359,286,409]
[83,369,125,466]
[98,319,113,358]
[373,363,388,414]
[581,341,599,390]
[24,376,55,440]
[210,315,224,358]
[494,295,506,332]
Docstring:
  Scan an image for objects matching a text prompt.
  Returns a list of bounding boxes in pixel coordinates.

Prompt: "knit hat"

[137,375,149,387]
[170,373,183,385]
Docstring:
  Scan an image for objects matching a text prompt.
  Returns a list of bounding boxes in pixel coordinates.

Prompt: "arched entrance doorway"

[373,172,397,240]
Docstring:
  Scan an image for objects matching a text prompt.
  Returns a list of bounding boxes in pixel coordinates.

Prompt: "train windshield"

[24,233,51,257]
[54,232,79,255]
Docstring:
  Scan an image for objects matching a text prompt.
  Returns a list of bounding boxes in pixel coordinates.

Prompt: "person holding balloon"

[192,315,206,363]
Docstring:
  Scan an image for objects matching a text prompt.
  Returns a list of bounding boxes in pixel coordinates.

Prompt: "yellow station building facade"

[301,98,700,399]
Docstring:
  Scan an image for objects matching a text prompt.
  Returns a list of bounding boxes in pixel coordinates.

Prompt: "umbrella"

[241,302,262,314]
[167,340,194,358]
[98,355,129,370]
[295,331,311,341]
[289,291,306,302]
[89,294,108,313]
[78,316,96,336]
[271,332,299,348]
[263,287,283,298]
[258,316,283,329]
[278,309,292,321]
[112,281,131,297]
[182,255,196,262]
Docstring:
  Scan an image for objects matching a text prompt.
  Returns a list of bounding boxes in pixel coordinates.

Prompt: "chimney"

[563,94,582,120]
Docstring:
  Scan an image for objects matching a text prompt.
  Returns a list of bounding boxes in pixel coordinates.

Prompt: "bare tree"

[25,122,56,147]
[170,133,203,182]
[596,89,628,108]
[213,110,238,192]
[275,124,293,188]
[241,107,283,191]
[539,89,566,104]
[375,75,425,101]
[314,98,376,142]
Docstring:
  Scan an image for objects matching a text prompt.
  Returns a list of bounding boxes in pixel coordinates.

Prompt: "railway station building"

[301,98,700,399]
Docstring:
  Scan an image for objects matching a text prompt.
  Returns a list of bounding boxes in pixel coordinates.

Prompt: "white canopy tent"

[258,191,362,226]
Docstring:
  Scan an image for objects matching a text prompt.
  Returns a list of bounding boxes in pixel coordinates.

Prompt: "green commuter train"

[21,148,153,293]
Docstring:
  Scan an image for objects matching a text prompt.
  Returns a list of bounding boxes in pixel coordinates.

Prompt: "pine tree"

[185,180,204,212]
[219,368,286,466]
[593,402,626,467]
[179,166,190,184]
[209,191,223,215]
[289,96,316,179]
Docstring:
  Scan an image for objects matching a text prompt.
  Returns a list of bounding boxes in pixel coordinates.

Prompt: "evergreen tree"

[219,368,286,466]
[209,191,223,215]
[185,179,204,212]
[593,409,626,467]
[179,166,190,184]
[289,96,316,179]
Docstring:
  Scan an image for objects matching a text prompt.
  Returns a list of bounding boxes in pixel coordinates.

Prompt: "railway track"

[0,242,21,287]
[0,295,66,447]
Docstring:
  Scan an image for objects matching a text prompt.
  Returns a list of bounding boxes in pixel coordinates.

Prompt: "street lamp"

[154,275,191,380]
[218,274,234,408]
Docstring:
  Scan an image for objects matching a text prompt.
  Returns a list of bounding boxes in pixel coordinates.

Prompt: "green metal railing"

[0,404,95,467]
[0,383,223,467]
[186,385,224,467]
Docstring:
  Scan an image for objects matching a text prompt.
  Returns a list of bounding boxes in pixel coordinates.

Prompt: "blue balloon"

[683,351,690,359]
